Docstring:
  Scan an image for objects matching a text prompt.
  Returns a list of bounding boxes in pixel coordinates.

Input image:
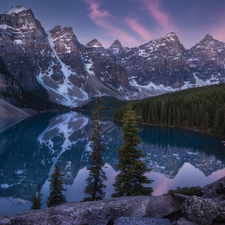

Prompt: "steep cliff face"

[49,25,87,87]
[46,26,131,106]
[107,39,126,65]
[104,32,225,91]
[0,6,50,91]
[106,33,192,89]
[188,34,225,84]
[0,56,23,106]
[84,38,129,88]
[0,6,131,107]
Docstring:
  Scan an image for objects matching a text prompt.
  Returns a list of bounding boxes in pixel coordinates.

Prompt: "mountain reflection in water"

[0,111,225,215]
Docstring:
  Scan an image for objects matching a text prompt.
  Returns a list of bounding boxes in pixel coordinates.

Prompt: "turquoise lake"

[0,111,225,216]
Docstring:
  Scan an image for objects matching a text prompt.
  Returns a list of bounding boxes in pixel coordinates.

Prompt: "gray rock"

[89,218,114,225]
[146,195,181,218]
[182,196,220,225]
[0,196,178,225]
[173,193,190,203]
[202,176,225,200]
[177,217,196,225]
[114,217,171,225]
[215,211,225,222]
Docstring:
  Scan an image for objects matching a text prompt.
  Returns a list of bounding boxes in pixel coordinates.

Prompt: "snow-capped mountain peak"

[203,34,214,40]
[108,39,125,55]
[85,38,103,48]
[110,39,123,48]
[5,6,29,15]
[200,34,219,45]
[164,32,180,42]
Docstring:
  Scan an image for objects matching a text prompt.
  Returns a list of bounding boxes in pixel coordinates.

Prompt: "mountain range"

[0,5,225,108]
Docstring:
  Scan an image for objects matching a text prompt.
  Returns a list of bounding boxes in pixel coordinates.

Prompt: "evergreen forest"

[113,84,225,136]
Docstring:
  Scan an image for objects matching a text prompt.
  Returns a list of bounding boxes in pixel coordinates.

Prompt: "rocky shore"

[1,176,225,225]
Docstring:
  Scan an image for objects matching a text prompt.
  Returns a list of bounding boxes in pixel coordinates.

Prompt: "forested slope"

[113,84,225,136]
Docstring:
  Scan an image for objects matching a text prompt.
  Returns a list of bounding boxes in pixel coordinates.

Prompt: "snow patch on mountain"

[164,32,177,42]
[5,6,28,15]
[193,73,220,86]
[14,40,23,45]
[130,79,174,92]
[36,32,88,107]
[129,72,220,96]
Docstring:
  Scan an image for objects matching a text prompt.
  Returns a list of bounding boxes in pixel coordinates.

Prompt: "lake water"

[0,110,225,216]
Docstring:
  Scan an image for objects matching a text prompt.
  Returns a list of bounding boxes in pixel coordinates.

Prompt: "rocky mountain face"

[0,6,225,108]
[0,6,131,107]
[119,33,188,88]
[0,56,23,106]
[101,32,225,94]
[0,6,49,91]
[188,34,225,84]
[84,32,225,97]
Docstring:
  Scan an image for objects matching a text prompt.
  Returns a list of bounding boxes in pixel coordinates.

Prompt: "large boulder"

[181,196,220,225]
[114,217,171,225]
[146,195,181,218]
[0,196,181,225]
[176,217,196,225]
[202,176,225,201]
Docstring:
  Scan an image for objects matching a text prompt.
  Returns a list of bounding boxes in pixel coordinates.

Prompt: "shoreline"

[113,118,223,137]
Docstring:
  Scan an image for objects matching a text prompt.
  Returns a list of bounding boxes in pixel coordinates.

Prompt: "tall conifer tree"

[83,96,107,201]
[46,164,67,207]
[31,183,43,210]
[37,183,43,209]
[31,194,38,210]
[112,103,153,197]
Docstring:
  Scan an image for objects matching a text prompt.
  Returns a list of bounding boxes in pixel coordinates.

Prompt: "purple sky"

[1,0,225,48]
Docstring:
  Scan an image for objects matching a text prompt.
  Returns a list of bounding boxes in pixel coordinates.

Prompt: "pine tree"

[83,96,107,201]
[112,103,153,197]
[46,164,67,207]
[31,194,38,210]
[31,183,43,210]
[37,183,43,209]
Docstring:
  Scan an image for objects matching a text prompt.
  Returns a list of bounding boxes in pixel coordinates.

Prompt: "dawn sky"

[1,0,225,49]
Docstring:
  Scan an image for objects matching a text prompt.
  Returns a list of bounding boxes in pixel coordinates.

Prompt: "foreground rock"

[176,217,196,225]
[3,176,225,224]
[114,217,171,225]
[0,196,180,225]
[146,195,181,218]
[181,196,220,225]
[202,176,225,201]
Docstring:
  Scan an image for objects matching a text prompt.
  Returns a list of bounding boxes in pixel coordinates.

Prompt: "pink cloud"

[84,0,141,47]
[85,0,112,26]
[139,0,169,29]
[212,20,225,42]
[124,17,152,40]
[106,25,141,47]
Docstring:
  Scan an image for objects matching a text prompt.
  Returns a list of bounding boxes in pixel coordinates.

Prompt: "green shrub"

[167,186,202,197]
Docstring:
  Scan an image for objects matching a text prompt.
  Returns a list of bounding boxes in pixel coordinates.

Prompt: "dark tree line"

[113,84,225,136]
